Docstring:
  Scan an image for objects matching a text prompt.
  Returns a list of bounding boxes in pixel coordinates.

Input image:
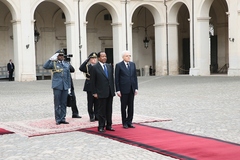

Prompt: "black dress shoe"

[128,124,135,128]
[123,124,128,129]
[60,121,69,124]
[106,127,115,131]
[90,118,95,122]
[98,128,105,132]
[56,122,61,125]
[72,115,82,118]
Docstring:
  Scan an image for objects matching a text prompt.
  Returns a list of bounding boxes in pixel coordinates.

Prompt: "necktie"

[103,64,108,78]
[126,63,129,69]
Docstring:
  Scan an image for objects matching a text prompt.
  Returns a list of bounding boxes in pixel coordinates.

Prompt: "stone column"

[168,22,179,75]
[14,0,36,81]
[190,17,211,76]
[11,19,22,81]
[228,2,240,76]
[112,22,123,64]
[154,23,167,75]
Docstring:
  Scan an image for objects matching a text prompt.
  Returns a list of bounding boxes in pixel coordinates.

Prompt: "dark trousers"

[71,89,79,116]
[97,96,113,130]
[9,70,13,81]
[53,89,68,123]
[120,92,134,125]
[87,91,98,119]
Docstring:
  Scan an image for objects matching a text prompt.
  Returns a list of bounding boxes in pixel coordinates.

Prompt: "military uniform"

[79,52,98,121]
[43,50,71,125]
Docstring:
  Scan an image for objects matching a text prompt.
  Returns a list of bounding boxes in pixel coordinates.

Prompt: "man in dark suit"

[79,52,98,122]
[90,51,115,132]
[115,50,138,129]
[7,59,15,81]
[43,49,71,125]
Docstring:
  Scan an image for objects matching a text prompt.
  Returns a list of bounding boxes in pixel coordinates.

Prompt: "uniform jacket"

[79,59,93,92]
[115,61,138,94]
[90,62,115,98]
[43,60,71,90]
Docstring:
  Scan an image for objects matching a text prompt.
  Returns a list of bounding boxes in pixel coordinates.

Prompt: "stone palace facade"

[0,0,239,81]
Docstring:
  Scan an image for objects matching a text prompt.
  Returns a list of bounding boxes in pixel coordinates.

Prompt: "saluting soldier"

[79,52,99,122]
[43,49,71,125]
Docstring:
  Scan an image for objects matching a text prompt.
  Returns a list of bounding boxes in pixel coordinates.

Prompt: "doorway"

[105,48,113,66]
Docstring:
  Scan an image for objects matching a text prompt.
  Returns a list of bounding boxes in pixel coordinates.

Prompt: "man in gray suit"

[43,49,71,125]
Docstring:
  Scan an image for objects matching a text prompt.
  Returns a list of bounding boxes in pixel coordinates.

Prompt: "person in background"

[64,55,82,119]
[43,49,71,125]
[79,52,99,122]
[90,51,115,132]
[7,59,15,81]
[115,50,138,129]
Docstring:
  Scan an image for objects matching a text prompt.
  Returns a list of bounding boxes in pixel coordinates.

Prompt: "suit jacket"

[43,60,71,90]
[90,62,115,98]
[115,61,138,94]
[79,59,93,92]
[69,64,75,90]
[7,62,15,72]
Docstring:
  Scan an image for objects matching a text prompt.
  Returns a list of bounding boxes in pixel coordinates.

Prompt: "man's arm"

[90,65,98,98]
[43,60,54,69]
[69,64,75,73]
[133,63,138,91]
[79,58,90,73]
[115,63,122,97]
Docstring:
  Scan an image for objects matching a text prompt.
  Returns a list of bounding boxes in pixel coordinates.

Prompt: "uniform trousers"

[87,91,98,119]
[70,89,79,116]
[53,89,68,123]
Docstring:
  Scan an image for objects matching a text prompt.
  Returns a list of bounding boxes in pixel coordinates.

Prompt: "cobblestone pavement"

[0,75,240,160]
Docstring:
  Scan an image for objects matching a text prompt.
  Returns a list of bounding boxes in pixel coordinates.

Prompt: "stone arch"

[168,1,191,75]
[83,1,119,24]
[130,3,162,25]
[30,0,73,22]
[199,0,214,18]
[84,1,120,65]
[0,0,18,20]
[168,0,190,23]
[130,3,161,75]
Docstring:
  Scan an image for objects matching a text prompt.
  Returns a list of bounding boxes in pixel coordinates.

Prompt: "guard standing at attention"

[79,52,99,122]
[43,49,71,125]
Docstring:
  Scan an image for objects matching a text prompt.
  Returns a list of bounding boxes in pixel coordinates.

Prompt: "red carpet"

[80,124,240,160]
[0,128,14,135]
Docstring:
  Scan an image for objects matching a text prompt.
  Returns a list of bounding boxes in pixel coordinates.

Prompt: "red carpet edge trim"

[139,124,240,147]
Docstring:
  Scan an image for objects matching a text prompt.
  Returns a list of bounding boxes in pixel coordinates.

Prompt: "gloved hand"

[86,57,90,62]
[49,53,59,61]
[68,88,71,94]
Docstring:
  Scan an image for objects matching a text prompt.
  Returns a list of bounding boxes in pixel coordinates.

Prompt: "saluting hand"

[49,53,59,61]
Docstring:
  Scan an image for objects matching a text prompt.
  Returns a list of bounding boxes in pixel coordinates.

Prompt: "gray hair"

[121,50,131,57]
